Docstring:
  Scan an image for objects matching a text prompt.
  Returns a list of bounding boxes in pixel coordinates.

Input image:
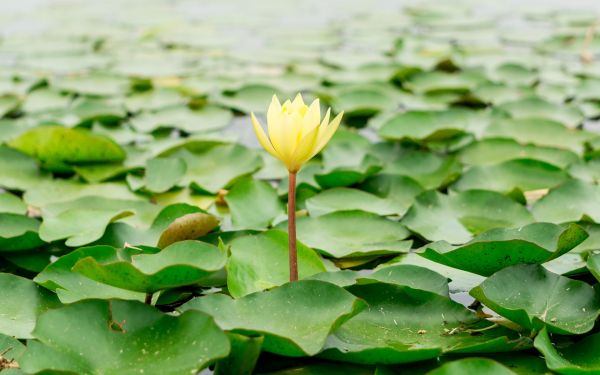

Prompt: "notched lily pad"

[534,327,600,375]
[7,126,125,172]
[180,280,364,357]
[281,210,411,258]
[72,240,226,293]
[19,299,230,374]
[0,273,61,339]
[226,230,326,298]
[402,190,534,244]
[470,264,600,335]
[420,223,588,276]
[321,282,530,365]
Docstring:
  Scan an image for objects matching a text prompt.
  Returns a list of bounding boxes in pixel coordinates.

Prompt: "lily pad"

[532,179,600,223]
[39,196,159,247]
[378,108,487,143]
[372,145,462,189]
[402,190,534,244]
[34,246,146,303]
[0,213,45,252]
[7,126,125,172]
[497,97,584,128]
[420,223,588,276]
[458,138,578,168]
[427,358,517,375]
[141,157,187,193]
[452,159,569,194]
[226,230,326,298]
[0,273,60,339]
[534,327,600,375]
[279,210,411,258]
[19,299,230,374]
[470,264,600,335]
[0,146,50,191]
[180,280,364,356]
[172,144,262,194]
[321,282,530,365]
[224,178,284,230]
[72,240,226,293]
[0,192,27,214]
[130,105,232,133]
[586,253,600,282]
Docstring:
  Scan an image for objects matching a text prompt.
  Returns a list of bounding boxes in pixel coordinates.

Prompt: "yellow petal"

[251,113,279,158]
[288,125,320,172]
[310,111,343,158]
[301,98,321,136]
[267,95,282,127]
[290,93,305,113]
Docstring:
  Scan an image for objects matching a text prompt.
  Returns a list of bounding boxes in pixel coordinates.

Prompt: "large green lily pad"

[534,327,600,375]
[19,299,230,374]
[280,210,411,258]
[72,240,226,293]
[0,273,61,339]
[470,264,600,335]
[180,280,364,356]
[402,190,534,244]
[321,282,530,365]
[532,179,600,223]
[0,213,45,252]
[226,230,326,298]
[419,223,588,276]
[7,126,125,171]
[224,178,284,230]
[452,159,568,194]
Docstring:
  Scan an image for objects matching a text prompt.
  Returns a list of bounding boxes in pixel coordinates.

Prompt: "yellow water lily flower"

[251,94,343,173]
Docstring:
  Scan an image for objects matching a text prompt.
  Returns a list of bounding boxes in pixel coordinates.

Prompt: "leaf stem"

[288,171,298,282]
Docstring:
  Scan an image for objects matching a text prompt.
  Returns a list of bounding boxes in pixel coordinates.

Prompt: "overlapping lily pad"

[470,264,600,335]
[420,223,588,276]
[72,240,226,293]
[280,210,411,258]
[321,282,530,365]
[0,273,61,339]
[402,190,534,244]
[19,299,230,374]
[226,230,326,298]
[534,327,600,374]
[180,280,364,357]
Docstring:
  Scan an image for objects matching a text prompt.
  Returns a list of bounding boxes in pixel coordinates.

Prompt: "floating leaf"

[226,230,326,298]
[497,97,584,128]
[0,213,44,252]
[420,223,588,276]
[173,144,262,194]
[452,159,568,194]
[180,280,364,356]
[458,138,578,168]
[532,179,600,223]
[0,146,50,191]
[8,126,125,171]
[130,105,232,133]
[321,282,530,365]
[19,299,230,374]
[72,240,226,293]
[470,264,600,334]
[142,157,187,193]
[279,210,411,258]
[34,246,146,303]
[39,196,159,247]
[0,273,60,339]
[534,327,600,375]
[224,178,284,230]
[157,212,220,249]
[402,190,533,244]
[427,358,517,375]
